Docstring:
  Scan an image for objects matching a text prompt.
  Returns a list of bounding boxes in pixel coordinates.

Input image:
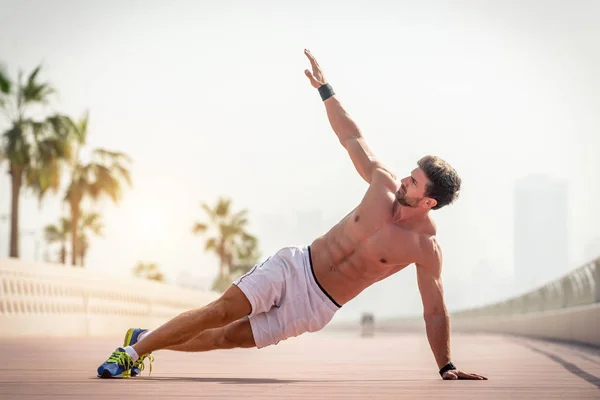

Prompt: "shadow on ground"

[515,339,600,389]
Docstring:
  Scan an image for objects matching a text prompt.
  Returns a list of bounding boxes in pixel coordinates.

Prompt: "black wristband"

[439,362,457,377]
[318,83,335,101]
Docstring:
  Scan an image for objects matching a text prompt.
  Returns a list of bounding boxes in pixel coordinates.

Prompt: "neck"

[393,202,429,226]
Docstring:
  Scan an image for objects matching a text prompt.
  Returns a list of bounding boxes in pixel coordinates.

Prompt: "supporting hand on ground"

[442,369,488,380]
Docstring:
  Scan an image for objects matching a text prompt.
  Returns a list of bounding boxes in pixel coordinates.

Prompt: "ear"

[422,197,437,209]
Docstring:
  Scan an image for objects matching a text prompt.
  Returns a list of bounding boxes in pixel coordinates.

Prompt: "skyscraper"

[513,175,568,293]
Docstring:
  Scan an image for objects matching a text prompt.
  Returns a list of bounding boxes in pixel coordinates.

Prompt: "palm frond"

[21,65,55,104]
[114,164,132,186]
[72,111,89,145]
[44,217,70,243]
[192,222,208,234]
[3,125,28,164]
[200,202,217,223]
[204,237,217,251]
[0,65,11,95]
[215,197,231,218]
[44,225,61,242]
[79,211,104,236]
[93,148,133,164]
[89,163,122,202]
[25,160,61,200]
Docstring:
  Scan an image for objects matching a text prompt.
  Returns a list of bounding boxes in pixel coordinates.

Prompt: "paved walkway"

[0,332,599,399]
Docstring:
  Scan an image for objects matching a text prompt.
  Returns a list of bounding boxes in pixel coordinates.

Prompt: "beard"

[395,187,420,208]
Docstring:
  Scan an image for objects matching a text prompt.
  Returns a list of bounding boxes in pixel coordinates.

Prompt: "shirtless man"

[97,49,487,381]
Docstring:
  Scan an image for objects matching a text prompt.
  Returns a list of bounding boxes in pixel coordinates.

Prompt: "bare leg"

[133,285,251,356]
[164,317,256,352]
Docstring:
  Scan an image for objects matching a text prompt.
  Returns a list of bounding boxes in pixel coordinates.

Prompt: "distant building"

[513,175,568,292]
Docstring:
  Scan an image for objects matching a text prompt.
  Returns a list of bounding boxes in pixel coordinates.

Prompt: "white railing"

[370,256,600,347]
[453,256,600,317]
[0,258,220,337]
[446,256,600,347]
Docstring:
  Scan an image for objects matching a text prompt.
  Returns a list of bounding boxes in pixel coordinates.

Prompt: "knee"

[213,285,252,323]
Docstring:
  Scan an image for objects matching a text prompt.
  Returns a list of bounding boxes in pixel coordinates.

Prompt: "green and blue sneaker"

[96,348,134,378]
[123,328,153,377]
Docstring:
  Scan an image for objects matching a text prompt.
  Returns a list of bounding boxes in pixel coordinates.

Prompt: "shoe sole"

[98,370,128,379]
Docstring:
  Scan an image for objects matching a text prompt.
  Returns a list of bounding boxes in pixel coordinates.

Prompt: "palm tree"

[192,197,260,291]
[0,64,73,257]
[76,211,103,267]
[43,217,70,264]
[133,262,165,282]
[65,111,131,266]
[43,211,103,267]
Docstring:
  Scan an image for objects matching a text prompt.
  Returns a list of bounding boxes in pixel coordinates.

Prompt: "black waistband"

[307,246,342,308]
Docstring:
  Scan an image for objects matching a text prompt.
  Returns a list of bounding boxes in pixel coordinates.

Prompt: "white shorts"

[233,245,341,349]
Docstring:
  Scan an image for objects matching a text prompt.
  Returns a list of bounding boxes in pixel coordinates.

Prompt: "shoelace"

[107,351,133,368]
[134,353,155,376]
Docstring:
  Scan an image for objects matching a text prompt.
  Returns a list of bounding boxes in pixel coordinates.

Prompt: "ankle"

[123,346,139,362]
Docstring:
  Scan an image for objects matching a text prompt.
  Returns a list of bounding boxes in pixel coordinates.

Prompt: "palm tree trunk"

[59,242,66,264]
[70,201,80,266]
[80,245,86,267]
[218,239,227,278]
[9,163,23,258]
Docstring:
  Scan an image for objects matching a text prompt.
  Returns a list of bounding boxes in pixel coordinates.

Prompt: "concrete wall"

[365,257,600,347]
[3,256,599,346]
[0,258,219,337]
[450,303,600,347]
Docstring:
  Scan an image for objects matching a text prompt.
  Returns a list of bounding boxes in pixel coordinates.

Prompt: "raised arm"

[303,49,393,184]
[416,251,487,380]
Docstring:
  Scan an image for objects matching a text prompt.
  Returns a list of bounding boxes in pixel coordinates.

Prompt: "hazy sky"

[1,0,599,321]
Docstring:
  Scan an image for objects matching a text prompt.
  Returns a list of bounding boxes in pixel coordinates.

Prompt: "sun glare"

[134,204,167,238]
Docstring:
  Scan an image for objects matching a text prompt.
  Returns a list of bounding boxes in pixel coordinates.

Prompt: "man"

[97,49,487,381]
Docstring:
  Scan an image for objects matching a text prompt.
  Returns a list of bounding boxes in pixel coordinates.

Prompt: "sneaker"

[96,348,134,378]
[123,328,149,377]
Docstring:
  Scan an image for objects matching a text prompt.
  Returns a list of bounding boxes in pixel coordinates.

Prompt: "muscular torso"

[309,170,441,305]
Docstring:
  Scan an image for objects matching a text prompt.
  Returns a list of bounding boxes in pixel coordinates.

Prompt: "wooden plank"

[0,332,598,399]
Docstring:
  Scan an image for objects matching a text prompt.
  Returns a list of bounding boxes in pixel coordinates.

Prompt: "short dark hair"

[417,155,461,210]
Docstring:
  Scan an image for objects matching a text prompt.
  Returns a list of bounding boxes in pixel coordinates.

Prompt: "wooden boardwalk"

[0,331,598,399]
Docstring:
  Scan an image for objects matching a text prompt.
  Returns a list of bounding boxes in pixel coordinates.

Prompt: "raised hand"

[304,49,327,88]
[442,369,488,380]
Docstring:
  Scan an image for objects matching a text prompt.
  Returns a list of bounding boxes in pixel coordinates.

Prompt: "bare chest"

[326,193,424,270]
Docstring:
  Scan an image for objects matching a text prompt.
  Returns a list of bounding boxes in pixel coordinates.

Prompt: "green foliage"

[64,111,131,265]
[0,63,74,257]
[133,262,165,282]
[193,197,261,292]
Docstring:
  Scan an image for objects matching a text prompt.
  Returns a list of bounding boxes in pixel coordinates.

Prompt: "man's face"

[395,168,430,208]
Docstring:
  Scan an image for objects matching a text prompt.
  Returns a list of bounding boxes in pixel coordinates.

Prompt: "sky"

[1,0,599,322]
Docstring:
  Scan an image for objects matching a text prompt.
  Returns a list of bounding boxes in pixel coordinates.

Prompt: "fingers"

[303,49,326,88]
[304,69,317,85]
[457,371,488,380]
[443,370,488,380]
[304,48,320,72]
[304,48,318,65]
